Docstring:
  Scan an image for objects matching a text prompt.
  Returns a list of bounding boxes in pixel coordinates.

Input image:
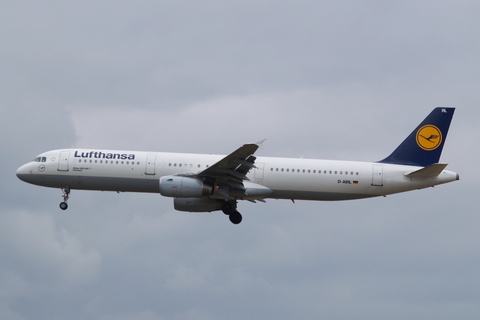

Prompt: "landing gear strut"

[59,187,70,210]
[221,200,242,225]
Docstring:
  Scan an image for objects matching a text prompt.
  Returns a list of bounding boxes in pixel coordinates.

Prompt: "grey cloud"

[3,2,478,110]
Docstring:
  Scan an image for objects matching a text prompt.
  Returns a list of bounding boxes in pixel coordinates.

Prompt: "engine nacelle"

[159,176,213,198]
[174,198,223,212]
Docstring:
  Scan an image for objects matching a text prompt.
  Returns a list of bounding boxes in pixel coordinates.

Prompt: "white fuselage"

[16,149,459,201]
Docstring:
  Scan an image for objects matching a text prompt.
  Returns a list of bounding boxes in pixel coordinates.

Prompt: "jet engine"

[159,176,213,198]
[174,198,223,212]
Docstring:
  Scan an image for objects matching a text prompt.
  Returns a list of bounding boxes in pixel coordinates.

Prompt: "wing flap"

[215,168,251,181]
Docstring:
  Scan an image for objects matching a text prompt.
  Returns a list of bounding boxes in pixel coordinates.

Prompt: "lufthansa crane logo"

[416,125,442,151]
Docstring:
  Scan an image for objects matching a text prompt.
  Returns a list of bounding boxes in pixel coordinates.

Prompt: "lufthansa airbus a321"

[16,107,459,224]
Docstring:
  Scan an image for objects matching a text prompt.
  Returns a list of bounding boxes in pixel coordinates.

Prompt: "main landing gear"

[221,200,242,225]
[59,187,70,210]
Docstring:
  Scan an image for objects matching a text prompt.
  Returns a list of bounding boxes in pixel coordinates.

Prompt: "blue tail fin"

[379,107,455,167]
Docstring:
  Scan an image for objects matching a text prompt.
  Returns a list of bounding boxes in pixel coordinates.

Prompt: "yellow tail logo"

[416,125,442,150]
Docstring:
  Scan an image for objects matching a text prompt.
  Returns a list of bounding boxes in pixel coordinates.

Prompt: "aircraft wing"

[197,140,264,199]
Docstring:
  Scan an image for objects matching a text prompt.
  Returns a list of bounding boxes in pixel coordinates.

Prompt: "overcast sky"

[1,1,479,319]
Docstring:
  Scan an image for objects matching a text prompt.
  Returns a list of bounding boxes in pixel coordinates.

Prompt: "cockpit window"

[42,157,46,162]
[34,156,47,162]
[34,157,41,162]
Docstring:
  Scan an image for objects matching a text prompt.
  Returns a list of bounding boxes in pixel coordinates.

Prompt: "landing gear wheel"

[229,211,242,224]
[60,187,70,210]
[221,200,236,215]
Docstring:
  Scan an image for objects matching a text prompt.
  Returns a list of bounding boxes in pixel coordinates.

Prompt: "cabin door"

[58,151,70,171]
[371,165,383,186]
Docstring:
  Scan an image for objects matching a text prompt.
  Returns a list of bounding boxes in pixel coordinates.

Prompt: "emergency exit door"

[145,155,156,175]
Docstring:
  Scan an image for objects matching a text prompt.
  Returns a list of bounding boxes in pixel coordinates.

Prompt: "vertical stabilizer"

[379,107,455,166]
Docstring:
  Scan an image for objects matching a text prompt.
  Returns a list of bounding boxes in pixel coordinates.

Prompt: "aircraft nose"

[16,163,32,182]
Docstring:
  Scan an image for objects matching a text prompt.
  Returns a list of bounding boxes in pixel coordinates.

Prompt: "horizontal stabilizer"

[405,163,448,179]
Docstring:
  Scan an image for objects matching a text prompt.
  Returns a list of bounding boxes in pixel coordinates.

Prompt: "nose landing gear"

[59,187,70,210]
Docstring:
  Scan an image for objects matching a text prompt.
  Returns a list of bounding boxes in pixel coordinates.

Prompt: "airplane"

[16,107,459,224]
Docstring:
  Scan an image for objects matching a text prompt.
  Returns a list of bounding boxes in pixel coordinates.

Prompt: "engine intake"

[159,176,213,198]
